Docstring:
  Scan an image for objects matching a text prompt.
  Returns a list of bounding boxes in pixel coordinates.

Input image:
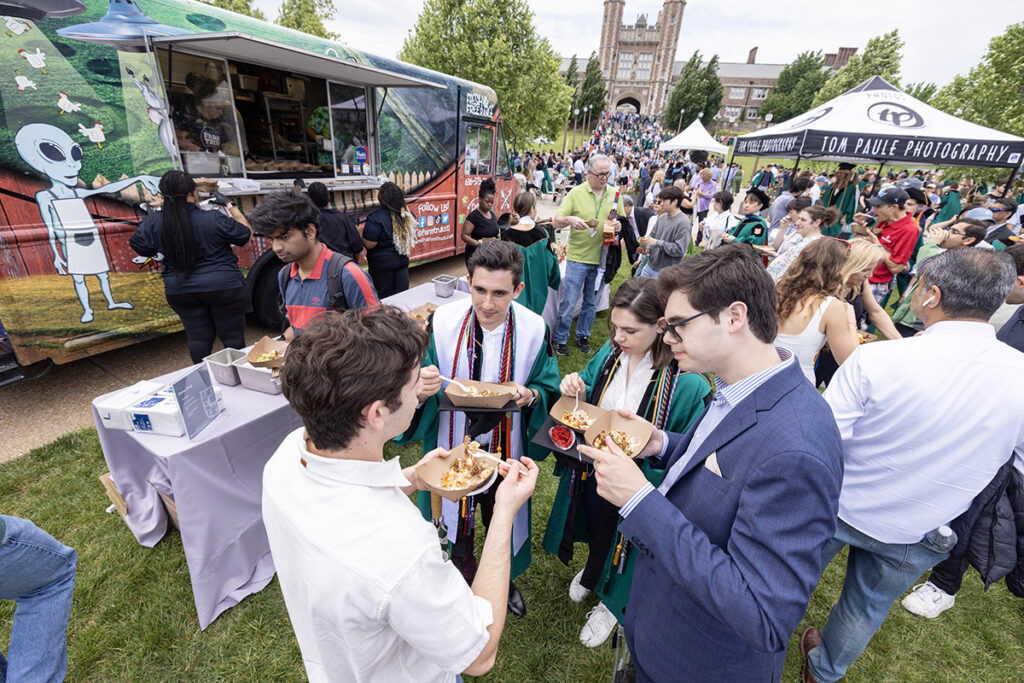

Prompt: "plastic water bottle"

[923,525,956,552]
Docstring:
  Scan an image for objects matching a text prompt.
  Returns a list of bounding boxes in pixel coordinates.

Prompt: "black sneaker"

[555,343,570,356]
[577,337,591,354]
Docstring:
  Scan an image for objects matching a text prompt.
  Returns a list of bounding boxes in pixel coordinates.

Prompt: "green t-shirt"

[557,183,625,265]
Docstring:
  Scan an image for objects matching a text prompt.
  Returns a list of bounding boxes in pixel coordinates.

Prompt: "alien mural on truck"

[15,123,161,323]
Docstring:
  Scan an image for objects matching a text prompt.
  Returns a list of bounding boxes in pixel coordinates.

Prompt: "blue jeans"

[0,516,77,683]
[807,518,952,682]
[639,263,659,278]
[554,260,600,344]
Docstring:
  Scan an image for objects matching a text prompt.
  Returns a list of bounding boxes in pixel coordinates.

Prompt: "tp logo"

[867,102,924,129]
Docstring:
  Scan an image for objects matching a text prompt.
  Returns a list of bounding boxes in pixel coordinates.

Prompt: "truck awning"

[149,32,443,89]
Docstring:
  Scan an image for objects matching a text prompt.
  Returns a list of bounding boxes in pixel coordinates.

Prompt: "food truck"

[0,0,519,383]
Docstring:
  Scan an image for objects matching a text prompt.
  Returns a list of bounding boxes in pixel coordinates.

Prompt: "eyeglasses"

[589,171,611,178]
[658,309,719,342]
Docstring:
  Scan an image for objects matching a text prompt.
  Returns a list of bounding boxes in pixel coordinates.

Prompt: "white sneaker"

[569,569,591,603]
[901,581,955,618]
[580,602,618,648]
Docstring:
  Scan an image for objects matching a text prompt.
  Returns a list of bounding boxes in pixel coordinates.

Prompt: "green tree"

[931,22,1024,182]
[932,20,1024,139]
[199,0,265,20]
[760,51,828,122]
[904,81,937,103]
[812,30,904,106]
[563,54,580,110]
[664,51,720,130]
[577,52,606,119]
[276,0,338,40]
[399,0,571,140]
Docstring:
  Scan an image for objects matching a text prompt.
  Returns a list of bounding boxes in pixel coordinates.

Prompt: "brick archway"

[615,96,642,114]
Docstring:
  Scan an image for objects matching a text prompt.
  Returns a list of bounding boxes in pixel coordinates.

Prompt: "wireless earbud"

[922,295,935,307]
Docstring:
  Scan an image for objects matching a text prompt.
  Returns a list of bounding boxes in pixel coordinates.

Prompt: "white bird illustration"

[57,92,82,115]
[14,70,36,92]
[78,122,106,148]
[4,16,31,36]
[18,48,47,73]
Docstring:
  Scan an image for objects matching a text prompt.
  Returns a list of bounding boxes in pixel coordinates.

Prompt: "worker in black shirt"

[130,170,252,363]
[307,182,364,260]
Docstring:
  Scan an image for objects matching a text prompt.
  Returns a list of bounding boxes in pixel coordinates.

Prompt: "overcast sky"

[251,0,1002,88]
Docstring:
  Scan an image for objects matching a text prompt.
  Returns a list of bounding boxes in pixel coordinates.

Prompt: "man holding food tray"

[397,242,560,617]
[262,307,539,682]
[581,246,843,682]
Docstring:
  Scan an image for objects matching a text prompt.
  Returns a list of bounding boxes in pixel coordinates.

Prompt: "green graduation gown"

[541,341,711,623]
[821,182,858,237]
[502,224,561,317]
[932,190,962,225]
[396,298,561,579]
[729,214,769,246]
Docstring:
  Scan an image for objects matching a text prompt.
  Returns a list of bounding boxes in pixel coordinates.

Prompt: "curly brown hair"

[776,238,848,322]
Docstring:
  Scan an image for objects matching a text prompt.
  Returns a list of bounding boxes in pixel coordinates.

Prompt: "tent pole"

[1003,157,1023,197]
[722,141,737,191]
[792,155,802,176]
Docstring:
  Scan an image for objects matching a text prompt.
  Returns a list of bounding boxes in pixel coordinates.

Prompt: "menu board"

[172,366,221,439]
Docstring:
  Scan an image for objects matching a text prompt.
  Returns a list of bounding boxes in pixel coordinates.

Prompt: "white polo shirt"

[824,321,1024,544]
[262,428,492,682]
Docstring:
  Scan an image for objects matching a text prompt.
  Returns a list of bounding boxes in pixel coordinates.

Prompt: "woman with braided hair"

[362,181,416,297]
[130,169,252,363]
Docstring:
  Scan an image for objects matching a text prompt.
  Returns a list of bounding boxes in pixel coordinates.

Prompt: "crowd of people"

[8,109,1024,683]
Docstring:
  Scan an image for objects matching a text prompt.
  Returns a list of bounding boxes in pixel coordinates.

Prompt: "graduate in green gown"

[930,182,963,227]
[541,278,711,646]
[501,191,561,317]
[722,188,770,250]
[397,241,560,615]
[821,163,859,237]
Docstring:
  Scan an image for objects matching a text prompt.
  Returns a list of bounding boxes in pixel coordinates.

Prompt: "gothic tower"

[599,0,686,116]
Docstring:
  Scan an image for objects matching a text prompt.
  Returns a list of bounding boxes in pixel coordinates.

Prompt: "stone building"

[561,0,856,130]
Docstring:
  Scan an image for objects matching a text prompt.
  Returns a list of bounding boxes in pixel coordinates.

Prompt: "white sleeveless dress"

[775,296,834,384]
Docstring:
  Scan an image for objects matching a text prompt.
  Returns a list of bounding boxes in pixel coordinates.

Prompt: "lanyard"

[591,186,609,220]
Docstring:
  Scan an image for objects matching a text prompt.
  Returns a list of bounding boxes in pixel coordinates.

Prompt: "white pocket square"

[704,451,723,477]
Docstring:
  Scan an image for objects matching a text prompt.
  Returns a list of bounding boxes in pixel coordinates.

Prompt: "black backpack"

[277,252,357,330]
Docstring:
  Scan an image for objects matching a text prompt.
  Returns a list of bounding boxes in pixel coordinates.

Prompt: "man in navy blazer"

[581,245,843,682]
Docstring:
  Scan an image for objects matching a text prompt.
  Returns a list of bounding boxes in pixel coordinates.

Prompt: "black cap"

[838,162,856,171]
[905,187,927,205]
[867,186,909,207]
[745,187,770,210]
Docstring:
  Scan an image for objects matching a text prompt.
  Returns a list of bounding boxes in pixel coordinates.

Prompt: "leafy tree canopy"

[400,0,571,140]
[276,0,339,40]
[812,30,903,106]
[760,51,828,123]
[577,52,606,119]
[199,0,265,20]
[664,51,721,130]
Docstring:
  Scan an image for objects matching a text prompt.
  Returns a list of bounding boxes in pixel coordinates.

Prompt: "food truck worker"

[249,191,379,338]
[173,75,239,156]
[263,306,540,682]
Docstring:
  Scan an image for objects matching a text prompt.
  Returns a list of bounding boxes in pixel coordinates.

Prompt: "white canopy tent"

[660,119,729,155]
[733,76,1024,170]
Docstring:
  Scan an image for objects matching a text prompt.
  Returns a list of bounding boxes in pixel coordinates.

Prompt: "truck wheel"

[252,265,285,331]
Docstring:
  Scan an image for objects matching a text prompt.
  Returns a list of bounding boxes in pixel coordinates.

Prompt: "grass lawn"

[3,262,1023,681]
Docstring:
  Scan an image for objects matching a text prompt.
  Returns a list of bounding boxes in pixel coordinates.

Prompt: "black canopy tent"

[732,77,1024,184]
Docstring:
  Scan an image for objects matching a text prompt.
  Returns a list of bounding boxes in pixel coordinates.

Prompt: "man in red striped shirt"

[250,191,378,337]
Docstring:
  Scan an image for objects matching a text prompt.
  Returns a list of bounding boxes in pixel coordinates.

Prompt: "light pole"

[583,105,592,143]
[698,111,704,124]
[677,107,685,132]
[571,107,580,150]
[762,112,774,130]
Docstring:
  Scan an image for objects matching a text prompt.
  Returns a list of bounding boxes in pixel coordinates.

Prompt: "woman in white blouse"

[543,278,711,648]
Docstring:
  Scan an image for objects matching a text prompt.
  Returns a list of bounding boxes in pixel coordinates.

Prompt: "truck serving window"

[465,125,493,177]
[149,32,441,183]
[157,51,245,176]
